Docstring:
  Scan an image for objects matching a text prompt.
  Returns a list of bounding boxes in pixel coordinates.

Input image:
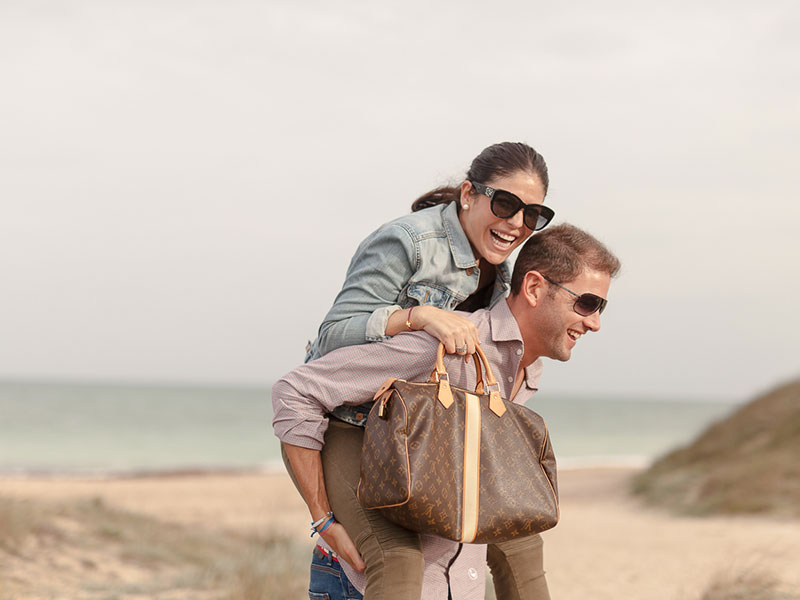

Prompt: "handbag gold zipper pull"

[377,390,392,419]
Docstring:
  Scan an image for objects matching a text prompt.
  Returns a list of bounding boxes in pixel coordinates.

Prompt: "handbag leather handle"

[429,353,484,393]
[433,343,506,417]
[474,353,485,394]
[433,343,499,388]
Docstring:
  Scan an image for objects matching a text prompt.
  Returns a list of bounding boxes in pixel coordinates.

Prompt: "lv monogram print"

[357,378,559,544]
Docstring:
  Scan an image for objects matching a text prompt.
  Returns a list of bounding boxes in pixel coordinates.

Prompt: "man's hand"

[320,522,366,572]
[282,443,366,571]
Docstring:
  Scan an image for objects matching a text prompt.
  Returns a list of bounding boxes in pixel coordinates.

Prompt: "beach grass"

[632,379,800,517]
[0,496,63,555]
[695,568,800,600]
[0,493,308,599]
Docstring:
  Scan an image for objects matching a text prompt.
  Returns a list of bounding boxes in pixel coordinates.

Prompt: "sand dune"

[1,468,799,599]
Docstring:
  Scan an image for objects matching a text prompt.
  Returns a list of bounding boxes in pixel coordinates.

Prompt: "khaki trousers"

[283,419,551,600]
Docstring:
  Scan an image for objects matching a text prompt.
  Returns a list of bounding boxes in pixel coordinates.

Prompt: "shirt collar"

[442,202,478,269]
[488,299,543,390]
[488,299,521,343]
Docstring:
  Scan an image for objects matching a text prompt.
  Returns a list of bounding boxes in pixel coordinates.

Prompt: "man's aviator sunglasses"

[470,181,555,231]
[542,275,607,316]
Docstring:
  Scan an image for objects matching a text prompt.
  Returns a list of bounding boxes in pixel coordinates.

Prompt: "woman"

[289,142,554,599]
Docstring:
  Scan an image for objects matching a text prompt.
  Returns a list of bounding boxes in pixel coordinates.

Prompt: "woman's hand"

[414,306,480,357]
[320,522,366,572]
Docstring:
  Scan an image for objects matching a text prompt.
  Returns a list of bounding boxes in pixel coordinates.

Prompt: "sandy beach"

[1,467,799,599]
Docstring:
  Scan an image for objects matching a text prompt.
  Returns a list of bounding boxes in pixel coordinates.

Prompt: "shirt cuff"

[365,305,403,342]
[273,419,327,451]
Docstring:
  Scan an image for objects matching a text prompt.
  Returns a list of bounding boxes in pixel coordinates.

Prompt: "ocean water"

[0,381,739,475]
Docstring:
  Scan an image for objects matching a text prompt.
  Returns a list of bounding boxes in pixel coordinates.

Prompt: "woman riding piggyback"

[295,141,558,600]
[308,141,553,365]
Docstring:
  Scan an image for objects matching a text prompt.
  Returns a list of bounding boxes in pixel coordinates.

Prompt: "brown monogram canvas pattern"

[357,378,559,544]
[474,395,558,543]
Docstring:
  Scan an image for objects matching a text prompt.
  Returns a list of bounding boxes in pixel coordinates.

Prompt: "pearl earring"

[462,204,469,210]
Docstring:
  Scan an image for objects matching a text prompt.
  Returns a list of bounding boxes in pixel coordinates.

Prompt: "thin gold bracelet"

[405,306,415,331]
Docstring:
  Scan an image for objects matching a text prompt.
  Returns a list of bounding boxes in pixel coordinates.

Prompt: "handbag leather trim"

[460,392,481,543]
[373,377,398,401]
[437,377,454,408]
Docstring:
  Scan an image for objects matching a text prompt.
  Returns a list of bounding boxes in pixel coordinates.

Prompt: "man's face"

[530,267,611,362]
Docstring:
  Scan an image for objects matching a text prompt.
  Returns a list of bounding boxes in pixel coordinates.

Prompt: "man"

[273,224,621,599]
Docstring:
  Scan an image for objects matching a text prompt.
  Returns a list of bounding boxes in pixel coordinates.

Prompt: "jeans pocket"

[310,547,344,600]
[309,545,363,600]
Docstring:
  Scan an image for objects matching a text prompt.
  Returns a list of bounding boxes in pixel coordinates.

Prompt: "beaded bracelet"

[310,512,335,538]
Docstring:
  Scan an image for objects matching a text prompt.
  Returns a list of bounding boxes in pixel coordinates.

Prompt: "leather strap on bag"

[429,358,485,393]
[431,343,506,417]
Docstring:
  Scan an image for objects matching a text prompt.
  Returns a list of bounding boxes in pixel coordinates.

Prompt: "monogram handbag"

[356,343,559,544]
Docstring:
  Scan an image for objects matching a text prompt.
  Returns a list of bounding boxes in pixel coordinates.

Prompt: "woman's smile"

[460,170,547,264]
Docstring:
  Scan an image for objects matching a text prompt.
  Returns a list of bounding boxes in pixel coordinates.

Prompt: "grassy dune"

[693,569,800,600]
[0,494,308,599]
[632,379,800,517]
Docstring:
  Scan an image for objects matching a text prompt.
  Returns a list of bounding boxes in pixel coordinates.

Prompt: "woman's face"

[458,170,547,265]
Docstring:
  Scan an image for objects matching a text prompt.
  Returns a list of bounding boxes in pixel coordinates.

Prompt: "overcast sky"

[1,0,798,402]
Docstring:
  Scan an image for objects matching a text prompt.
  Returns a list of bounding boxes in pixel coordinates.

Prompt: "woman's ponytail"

[411,186,460,212]
[409,142,548,213]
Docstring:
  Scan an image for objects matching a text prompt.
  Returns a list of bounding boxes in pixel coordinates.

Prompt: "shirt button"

[516,349,523,356]
[507,376,514,383]
[467,567,478,580]
[355,412,364,421]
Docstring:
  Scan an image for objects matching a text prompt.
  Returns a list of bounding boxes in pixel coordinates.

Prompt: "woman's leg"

[487,534,550,600]
[282,419,425,600]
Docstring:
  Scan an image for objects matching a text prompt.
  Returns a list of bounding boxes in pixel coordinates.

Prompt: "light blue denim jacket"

[307,201,512,363]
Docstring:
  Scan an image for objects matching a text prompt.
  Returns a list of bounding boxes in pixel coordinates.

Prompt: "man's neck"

[505,296,541,369]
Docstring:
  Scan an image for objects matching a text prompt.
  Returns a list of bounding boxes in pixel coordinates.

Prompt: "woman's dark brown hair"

[411,142,549,212]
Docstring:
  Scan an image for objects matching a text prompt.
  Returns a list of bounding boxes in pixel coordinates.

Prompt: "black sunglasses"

[470,181,555,231]
[542,275,607,316]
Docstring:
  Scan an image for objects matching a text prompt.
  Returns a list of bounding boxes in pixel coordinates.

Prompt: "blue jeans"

[309,545,363,600]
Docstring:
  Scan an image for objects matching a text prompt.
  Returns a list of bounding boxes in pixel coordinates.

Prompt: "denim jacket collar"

[489,300,543,391]
[441,202,479,269]
[496,261,512,288]
[442,202,512,289]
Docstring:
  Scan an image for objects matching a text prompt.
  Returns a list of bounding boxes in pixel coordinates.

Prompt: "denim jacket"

[306,202,512,426]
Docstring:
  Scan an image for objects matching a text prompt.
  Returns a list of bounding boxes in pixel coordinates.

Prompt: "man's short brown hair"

[510,224,621,294]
